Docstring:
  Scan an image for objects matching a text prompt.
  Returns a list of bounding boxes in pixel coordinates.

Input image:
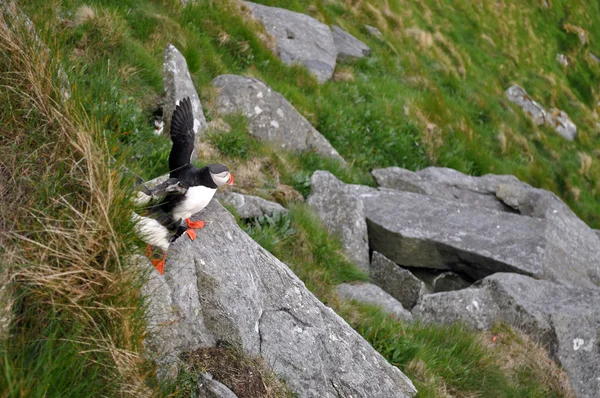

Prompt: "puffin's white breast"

[172,185,216,221]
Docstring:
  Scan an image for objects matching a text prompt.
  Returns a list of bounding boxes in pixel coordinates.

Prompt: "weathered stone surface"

[212,75,344,163]
[163,44,208,160]
[307,171,370,271]
[365,25,383,39]
[197,372,239,398]
[244,2,336,83]
[0,268,12,342]
[505,84,549,126]
[556,53,569,67]
[145,200,416,397]
[495,184,600,287]
[413,287,500,330]
[590,52,600,64]
[332,25,371,60]
[216,191,287,219]
[372,166,524,212]
[336,283,413,321]
[432,272,471,292]
[370,252,427,310]
[359,176,600,288]
[363,189,547,280]
[414,273,600,398]
[548,108,577,141]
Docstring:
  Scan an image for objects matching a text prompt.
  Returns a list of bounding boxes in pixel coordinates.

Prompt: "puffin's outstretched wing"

[169,97,195,178]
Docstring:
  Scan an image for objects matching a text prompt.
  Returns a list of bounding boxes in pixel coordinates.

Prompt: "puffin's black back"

[169,97,195,178]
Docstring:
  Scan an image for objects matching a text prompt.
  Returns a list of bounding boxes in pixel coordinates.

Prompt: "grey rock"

[307,171,370,271]
[370,252,427,310]
[244,2,336,83]
[0,268,12,342]
[432,272,471,292]
[372,166,524,212]
[216,191,287,219]
[197,372,238,398]
[556,53,569,67]
[145,200,416,397]
[163,44,208,160]
[414,273,600,397]
[212,74,344,163]
[365,25,383,39]
[590,52,600,64]
[336,283,413,321]
[413,287,500,331]
[363,188,600,288]
[548,108,577,141]
[495,184,600,287]
[505,84,549,126]
[594,229,600,240]
[364,189,547,280]
[332,25,371,60]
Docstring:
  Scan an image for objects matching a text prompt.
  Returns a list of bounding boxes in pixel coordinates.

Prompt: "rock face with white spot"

[332,25,371,60]
[306,171,370,271]
[163,44,208,160]
[216,191,287,219]
[336,283,412,321]
[367,166,600,289]
[212,74,345,163]
[143,200,416,398]
[243,2,337,83]
[548,108,577,141]
[413,273,600,398]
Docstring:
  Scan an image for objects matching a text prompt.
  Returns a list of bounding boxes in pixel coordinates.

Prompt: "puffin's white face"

[209,164,234,187]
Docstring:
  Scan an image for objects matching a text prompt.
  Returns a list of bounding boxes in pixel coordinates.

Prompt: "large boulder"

[212,74,344,163]
[163,44,208,160]
[336,283,412,321]
[216,191,287,219]
[143,200,416,398]
[307,171,370,271]
[332,25,371,60]
[366,168,600,288]
[372,166,524,212]
[243,2,336,83]
[414,273,600,398]
[369,252,427,310]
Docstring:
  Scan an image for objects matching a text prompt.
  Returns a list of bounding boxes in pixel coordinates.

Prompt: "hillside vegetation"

[2,0,597,396]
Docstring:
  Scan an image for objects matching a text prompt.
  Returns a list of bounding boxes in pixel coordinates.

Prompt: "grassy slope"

[4,0,595,396]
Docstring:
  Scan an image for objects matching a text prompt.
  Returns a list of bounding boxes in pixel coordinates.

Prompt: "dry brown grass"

[184,346,291,398]
[0,6,152,396]
[481,324,575,398]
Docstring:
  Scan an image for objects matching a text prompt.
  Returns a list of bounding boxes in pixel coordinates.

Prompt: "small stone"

[332,25,371,60]
[336,283,413,321]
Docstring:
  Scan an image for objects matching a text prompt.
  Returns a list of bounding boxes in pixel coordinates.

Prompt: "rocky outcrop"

[216,191,287,219]
[505,84,577,140]
[367,167,600,288]
[332,25,371,60]
[163,44,208,159]
[244,2,336,83]
[336,283,412,321]
[307,171,370,271]
[372,166,523,212]
[143,200,416,397]
[369,252,426,310]
[212,74,344,163]
[414,273,600,398]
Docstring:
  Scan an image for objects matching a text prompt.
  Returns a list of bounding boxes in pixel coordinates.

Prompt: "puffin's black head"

[208,164,234,186]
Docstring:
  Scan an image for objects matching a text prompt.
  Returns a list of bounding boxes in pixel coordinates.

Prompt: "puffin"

[133,96,234,274]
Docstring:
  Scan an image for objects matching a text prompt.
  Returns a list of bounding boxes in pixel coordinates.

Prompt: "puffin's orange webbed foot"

[185,218,205,241]
[150,251,166,275]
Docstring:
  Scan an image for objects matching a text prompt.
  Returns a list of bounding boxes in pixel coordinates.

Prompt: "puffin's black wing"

[169,97,195,178]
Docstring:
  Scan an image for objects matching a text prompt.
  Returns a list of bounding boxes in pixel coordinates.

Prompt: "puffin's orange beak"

[227,174,235,185]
